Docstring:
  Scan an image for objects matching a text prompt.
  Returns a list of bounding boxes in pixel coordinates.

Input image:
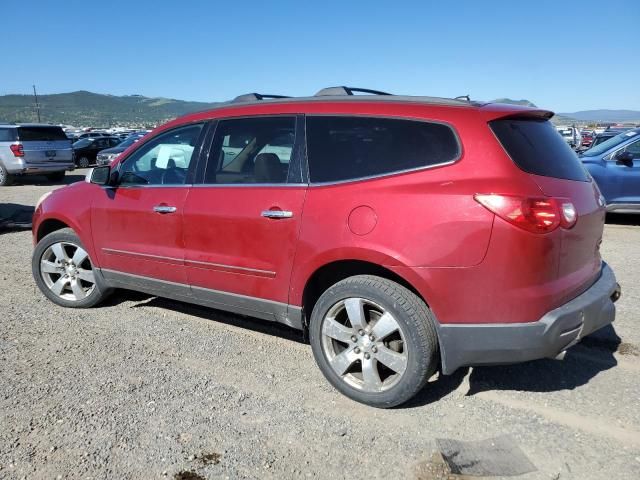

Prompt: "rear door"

[609,137,640,204]
[183,115,307,325]
[17,126,73,166]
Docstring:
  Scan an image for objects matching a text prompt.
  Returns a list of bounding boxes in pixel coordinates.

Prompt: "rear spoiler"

[480,103,554,121]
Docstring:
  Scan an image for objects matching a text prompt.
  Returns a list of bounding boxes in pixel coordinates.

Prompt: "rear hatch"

[490,117,605,300]
[17,126,73,165]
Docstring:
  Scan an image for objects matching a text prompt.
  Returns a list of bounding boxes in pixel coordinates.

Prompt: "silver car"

[0,124,74,186]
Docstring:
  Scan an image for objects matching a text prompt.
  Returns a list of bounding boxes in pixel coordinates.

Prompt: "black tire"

[77,156,90,168]
[0,163,13,186]
[46,171,66,182]
[32,228,112,308]
[309,275,439,408]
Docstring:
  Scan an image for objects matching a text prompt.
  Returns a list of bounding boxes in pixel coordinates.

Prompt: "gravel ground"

[1,171,639,480]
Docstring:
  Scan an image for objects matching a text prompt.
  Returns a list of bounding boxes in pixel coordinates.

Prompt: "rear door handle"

[261,210,293,219]
[153,205,177,214]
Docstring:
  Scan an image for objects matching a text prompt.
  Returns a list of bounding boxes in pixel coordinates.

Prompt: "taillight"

[474,194,577,234]
[10,144,24,157]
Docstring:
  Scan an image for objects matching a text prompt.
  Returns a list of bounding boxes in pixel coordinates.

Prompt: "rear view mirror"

[89,165,111,185]
[615,151,634,167]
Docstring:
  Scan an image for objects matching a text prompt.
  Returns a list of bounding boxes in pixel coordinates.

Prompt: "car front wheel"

[309,275,439,408]
[32,228,111,308]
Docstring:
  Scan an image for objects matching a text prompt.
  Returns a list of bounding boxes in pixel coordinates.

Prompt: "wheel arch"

[300,259,429,328]
[37,218,71,242]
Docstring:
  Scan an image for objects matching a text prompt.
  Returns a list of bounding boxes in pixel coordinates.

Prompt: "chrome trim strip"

[102,248,183,265]
[309,160,457,186]
[191,183,307,188]
[102,248,275,277]
[185,259,276,278]
[100,268,302,330]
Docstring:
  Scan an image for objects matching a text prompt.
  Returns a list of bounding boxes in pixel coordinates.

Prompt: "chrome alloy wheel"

[320,298,408,392]
[39,242,96,301]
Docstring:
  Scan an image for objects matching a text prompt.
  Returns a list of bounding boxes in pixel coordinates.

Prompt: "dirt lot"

[1,171,639,480]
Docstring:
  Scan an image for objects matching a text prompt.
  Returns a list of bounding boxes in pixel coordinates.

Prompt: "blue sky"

[3,0,639,112]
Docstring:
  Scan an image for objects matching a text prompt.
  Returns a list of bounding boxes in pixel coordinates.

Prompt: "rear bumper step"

[437,262,620,374]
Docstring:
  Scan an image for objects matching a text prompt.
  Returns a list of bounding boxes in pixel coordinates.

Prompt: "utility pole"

[32,84,41,123]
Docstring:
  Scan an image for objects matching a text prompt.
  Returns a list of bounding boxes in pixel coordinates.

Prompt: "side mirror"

[615,151,634,167]
[89,165,111,185]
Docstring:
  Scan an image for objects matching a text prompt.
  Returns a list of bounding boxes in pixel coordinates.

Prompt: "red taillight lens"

[10,144,24,157]
[475,194,577,234]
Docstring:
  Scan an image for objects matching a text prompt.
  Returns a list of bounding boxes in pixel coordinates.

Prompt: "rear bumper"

[606,203,640,213]
[437,262,620,374]
[12,163,75,174]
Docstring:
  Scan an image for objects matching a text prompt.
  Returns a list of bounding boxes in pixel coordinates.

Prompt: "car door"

[91,123,206,291]
[183,115,307,327]
[613,138,640,203]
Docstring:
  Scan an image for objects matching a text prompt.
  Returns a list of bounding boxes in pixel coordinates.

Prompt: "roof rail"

[232,93,290,103]
[314,86,392,97]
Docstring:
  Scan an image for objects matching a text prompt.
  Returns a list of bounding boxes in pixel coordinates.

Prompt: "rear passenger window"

[205,117,295,184]
[306,116,460,183]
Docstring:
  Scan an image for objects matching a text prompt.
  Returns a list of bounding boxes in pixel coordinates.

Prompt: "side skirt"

[99,268,303,330]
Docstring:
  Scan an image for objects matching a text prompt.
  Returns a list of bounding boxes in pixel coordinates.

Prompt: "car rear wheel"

[77,156,90,168]
[309,275,439,408]
[0,164,13,186]
[32,228,111,308]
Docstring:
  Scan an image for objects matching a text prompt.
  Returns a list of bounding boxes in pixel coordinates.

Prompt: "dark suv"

[31,87,621,407]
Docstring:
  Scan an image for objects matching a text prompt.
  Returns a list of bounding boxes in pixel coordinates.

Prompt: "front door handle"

[261,209,293,219]
[153,205,177,214]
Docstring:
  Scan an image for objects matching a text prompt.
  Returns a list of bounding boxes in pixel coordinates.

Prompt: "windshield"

[582,130,639,156]
[73,138,93,148]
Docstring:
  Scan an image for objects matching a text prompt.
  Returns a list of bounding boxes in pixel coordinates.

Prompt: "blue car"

[580,128,640,212]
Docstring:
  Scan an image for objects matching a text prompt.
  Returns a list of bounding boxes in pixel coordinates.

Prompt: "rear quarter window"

[490,118,588,182]
[306,116,460,183]
[17,126,68,141]
[0,128,17,142]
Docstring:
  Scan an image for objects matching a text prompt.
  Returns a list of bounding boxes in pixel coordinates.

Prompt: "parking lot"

[1,172,639,480]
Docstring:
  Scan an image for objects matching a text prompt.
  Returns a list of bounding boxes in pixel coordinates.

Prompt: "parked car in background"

[96,132,147,166]
[556,125,581,149]
[580,128,640,212]
[32,88,620,407]
[72,136,121,168]
[0,124,74,186]
[590,131,618,148]
[581,130,594,148]
[77,132,109,140]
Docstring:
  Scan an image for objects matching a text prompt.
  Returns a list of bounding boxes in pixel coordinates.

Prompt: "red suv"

[31,87,621,407]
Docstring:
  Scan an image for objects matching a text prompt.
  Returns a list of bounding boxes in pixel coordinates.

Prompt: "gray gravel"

[1,171,639,480]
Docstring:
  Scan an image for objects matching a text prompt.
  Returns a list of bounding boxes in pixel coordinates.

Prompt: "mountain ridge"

[1,91,638,126]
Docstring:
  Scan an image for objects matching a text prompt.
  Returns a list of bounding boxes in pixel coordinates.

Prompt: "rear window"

[306,116,460,183]
[17,126,68,141]
[490,118,588,182]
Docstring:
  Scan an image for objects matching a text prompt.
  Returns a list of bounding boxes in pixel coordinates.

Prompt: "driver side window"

[119,123,204,186]
[623,139,640,159]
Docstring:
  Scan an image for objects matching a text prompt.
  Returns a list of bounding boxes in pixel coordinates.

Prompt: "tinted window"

[204,116,295,184]
[73,138,93,148]
[119,123,204,186]
[306,116,459,183]
[622,139,640,158]
[583,130,639,157]
[490,118,588,181]
[0,128,16,142]
[17,126,67,141]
